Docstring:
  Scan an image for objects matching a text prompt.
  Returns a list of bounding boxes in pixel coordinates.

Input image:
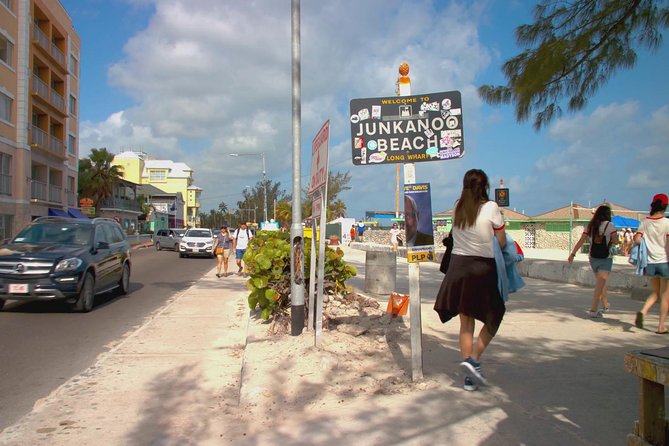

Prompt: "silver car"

[153,228,185,251]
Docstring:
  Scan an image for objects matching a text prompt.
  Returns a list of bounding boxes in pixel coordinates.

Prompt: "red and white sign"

[308,120,330,195]
[311,193,322,218]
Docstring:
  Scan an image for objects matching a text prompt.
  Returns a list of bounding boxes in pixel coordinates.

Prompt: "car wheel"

[174,243,179,251]
[155,242,161,251]
[179,252,185,258]
[75,272,95,313]
[0,298,5,311]
[118,263,130,295]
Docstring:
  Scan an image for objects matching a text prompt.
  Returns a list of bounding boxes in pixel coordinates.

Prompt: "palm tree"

[78,148,124,210]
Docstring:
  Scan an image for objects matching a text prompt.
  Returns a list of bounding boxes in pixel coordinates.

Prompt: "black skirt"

[433,254,506,337]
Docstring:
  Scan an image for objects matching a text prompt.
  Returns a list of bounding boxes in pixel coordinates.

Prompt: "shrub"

[243,232,356,321]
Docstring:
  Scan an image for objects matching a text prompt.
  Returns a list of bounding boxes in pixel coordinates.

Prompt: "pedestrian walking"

[349,225,356,246]
[232,223,254,276]
[213,225,233,277]
[356,221,365,242]
[389,223,401,252]
[433,169,507,392]
[568,205,618,317]
[633,193,669,334]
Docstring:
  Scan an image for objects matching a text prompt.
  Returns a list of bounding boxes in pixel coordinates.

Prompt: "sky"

[60,0,669,220]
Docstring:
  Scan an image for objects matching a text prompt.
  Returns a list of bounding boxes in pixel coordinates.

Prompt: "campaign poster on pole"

[404,183,434,263]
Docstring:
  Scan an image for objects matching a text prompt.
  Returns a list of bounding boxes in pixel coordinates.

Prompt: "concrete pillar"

[364,250,396,294]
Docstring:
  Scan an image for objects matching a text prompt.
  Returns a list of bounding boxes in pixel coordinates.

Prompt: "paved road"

[0,247,215,430]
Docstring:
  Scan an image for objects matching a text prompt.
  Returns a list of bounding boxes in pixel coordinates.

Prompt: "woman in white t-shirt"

[434,169,506,391]
[389,223,401,252]
[633,193,669,334]
[568,205,618,317]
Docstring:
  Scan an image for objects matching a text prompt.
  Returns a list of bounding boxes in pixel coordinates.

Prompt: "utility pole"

[290,0,305,336]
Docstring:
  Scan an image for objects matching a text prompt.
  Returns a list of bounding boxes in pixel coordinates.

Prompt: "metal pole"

[290,0,305,336]
[262,152,268,223]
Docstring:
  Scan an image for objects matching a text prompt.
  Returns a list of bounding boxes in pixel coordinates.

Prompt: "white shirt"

[638,216,669,264]
[389,228,401,243]
[233,227,253,250]
[451,201,505,258]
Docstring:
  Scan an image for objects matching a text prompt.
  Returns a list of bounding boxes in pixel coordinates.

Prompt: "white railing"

[30,125,48,148]
[32,24,50,51]
[31,75,49,101]
[31,179,47,201]
[48,184,62,203]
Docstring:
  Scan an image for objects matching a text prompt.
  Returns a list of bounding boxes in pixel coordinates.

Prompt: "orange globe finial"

[399,62,410,76]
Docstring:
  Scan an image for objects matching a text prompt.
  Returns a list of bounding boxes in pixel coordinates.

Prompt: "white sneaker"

[586,309,603,318]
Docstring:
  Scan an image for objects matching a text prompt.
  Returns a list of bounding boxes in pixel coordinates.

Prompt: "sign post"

[307,120,330,347]
[350,63,465,381]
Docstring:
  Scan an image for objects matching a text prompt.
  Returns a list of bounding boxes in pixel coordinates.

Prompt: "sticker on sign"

[308,120,330,195]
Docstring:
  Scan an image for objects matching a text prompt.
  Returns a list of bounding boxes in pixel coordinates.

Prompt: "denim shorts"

[589,256,613,273]
[235,248,246,260]
[646,263,669,279]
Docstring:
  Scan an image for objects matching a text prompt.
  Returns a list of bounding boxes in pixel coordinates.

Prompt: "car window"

[174,230,186,237]
[13,222,92,245]
[94,225,110,245]
[185,229,211,238]
[106,223,124,243]
[112,225,126,242]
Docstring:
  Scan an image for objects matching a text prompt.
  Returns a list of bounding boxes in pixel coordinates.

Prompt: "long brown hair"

[587,205,612,237]
[453,169,490,229]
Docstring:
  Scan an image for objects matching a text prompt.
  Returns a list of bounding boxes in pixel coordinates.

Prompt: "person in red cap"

[634,193,669,333]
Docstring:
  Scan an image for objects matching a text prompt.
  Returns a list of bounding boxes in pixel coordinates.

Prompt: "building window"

[0,91,11,122]
[68,134,76,156]
[69,95,76,116]
[0,153,10,195]
[0,0,11,13]
[149,170,167,182]
[0,34,13,68]
[546,222,570,232]
[69,54,78,76]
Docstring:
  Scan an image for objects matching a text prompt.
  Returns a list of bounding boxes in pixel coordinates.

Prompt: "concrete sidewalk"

[0,246,664,445]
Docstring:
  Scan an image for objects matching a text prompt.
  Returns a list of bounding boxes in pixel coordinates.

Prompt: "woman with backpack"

[568,205,619,318]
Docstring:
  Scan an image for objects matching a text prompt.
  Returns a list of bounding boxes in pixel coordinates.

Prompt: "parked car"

[153,228,185,251]
[178,228,214,258]
[0,217,131,312]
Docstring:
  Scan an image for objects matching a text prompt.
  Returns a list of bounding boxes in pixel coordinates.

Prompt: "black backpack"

[590,222,610,259]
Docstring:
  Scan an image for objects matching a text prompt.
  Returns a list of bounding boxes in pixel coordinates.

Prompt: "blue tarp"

[48,208,69,217]
[612,215,639,229]
[67,208,89,219]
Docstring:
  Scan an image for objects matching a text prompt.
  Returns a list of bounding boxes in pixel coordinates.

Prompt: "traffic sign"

[308,120,330,195]
[350,91,464,166]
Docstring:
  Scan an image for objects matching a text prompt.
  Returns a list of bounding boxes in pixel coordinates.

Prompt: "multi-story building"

[112,151,202,228]
[0,0,80,237]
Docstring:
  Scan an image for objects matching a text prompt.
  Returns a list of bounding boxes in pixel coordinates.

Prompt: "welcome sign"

[350,90,464,166]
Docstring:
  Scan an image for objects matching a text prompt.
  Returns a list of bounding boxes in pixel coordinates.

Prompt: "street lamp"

[229,152,268,224]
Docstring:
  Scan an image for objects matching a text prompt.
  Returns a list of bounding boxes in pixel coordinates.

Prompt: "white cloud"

[78,0,491,217]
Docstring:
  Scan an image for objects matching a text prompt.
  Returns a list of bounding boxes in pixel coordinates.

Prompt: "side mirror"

[97,241,110,250]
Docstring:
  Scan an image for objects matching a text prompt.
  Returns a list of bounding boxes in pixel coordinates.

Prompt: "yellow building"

[0,0,80,237]
[112,151,203,228]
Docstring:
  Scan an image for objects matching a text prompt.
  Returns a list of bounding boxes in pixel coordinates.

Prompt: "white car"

[178,228,214,258]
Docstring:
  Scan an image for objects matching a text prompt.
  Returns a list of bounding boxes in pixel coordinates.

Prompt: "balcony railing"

[51,90,64,111]
[31,75,49,101]
[65,190,76,207]
[32,24,65,67]
[51,43,65,66]
[99,197,141,212]
[30,179,47,201]
[0,173,11,196]
[32,24,50,52]
[31,125,64,157]
[49,184,62,203]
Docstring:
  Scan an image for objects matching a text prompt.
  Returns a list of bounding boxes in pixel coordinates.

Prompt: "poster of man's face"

[403,183,434,248]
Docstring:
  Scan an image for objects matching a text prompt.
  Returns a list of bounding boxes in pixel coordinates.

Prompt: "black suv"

[0,217,131,312]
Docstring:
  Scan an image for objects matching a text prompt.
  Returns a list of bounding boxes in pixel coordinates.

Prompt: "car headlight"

[55,257,83,272]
